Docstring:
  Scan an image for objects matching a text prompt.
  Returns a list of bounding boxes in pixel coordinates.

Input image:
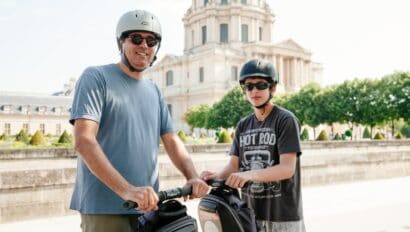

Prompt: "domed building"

[143,0,322,130]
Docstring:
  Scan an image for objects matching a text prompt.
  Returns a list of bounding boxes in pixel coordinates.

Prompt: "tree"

[184,104,211,129]
[377,72,409,136]
[206,85,252,129]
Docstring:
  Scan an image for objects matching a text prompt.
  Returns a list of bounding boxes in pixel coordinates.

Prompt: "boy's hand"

[226,171,253,188]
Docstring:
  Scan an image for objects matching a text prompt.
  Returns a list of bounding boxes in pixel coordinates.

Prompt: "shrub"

[333,133,341,140]
[395,132,404,139]
[177,130,187,143]
[15,129,30,144]
[341,134,347,140]
[362,127,371,139]
[373,132,384,140]
[401,123,410,138]
[344,129,352,137]
[316,130,329,141]
[300,128,309,141]
[30,130,46,145]
[218,130,232,143]
[199,133,207,139]
[57,130,72,144]
[0,133,8,141]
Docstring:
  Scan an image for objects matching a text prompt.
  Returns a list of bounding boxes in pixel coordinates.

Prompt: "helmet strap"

[254,94,272,109]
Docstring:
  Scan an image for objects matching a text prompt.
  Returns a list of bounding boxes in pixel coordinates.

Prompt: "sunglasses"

[242,82,271,91]
[128,34,159,47]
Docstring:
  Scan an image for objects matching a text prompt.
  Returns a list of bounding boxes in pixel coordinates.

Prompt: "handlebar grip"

[123,200,137,210]
[123,186,193,210]
[206,179,226,188]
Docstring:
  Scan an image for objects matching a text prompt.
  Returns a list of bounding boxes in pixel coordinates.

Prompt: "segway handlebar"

[206,178,253,188]
[123,186,192,210]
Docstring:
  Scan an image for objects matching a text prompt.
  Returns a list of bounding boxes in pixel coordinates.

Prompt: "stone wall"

[0,140,409,223]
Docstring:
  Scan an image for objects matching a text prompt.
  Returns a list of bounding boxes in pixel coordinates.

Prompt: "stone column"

[289,58,295,90]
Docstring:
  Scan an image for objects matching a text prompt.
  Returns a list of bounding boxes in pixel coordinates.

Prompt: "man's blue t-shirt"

[69,64,173,214]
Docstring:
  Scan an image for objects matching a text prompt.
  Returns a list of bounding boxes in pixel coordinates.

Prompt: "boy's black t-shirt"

[229,106,303,221]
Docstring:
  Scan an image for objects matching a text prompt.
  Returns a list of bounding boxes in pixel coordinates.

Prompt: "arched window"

[166,70,174,86]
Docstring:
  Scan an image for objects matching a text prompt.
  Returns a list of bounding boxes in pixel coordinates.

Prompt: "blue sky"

[1,0,409,94]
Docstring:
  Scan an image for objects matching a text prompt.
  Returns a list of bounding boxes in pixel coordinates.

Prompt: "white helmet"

[116,10,162,72]
[116,10,162,50]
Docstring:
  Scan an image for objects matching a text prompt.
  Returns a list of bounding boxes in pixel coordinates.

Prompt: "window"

[201,26,207,45]
[54,107,61,114]
[241,24,248,42]
[38,106,46,114]
[221,0,228,5]
[23,123,29,133]
[4,123,11,135]
[199,67,204,83]
[20,105,29,113]
[167,104,173,118]
[259,27,263,41]
[204,0,208,6]
[2,105,11,113]
[166,70,173,86]
[40,124,45,134]
[241,0,247,4]
[191,30,195,47]
[56,124,61,135]
[220,24,228,43]
[231,66,238,81]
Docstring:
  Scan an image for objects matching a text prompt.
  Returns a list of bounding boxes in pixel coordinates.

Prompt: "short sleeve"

[70,67,106,125]
[277,116,302,156]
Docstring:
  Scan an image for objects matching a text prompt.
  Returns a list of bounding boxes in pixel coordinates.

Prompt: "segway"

[198,179,259,232]
[124,186,197,232]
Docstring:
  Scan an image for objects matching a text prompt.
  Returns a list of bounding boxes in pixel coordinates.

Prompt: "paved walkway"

[1,176,409,232]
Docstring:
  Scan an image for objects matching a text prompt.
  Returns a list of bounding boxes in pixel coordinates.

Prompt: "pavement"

[1,176,409,232]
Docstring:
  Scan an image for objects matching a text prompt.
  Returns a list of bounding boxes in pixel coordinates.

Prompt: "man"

[201,59,306,231]
[70,10,208,232]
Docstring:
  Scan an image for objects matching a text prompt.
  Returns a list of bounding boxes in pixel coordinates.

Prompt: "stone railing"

[0,140,409,223]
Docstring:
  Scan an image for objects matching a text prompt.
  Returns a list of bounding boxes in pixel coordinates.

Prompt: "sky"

[0,0,409,94]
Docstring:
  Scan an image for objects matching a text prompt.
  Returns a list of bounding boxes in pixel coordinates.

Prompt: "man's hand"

[225,171,253,188]
[122,186,159,212]
[200,170,217,182]
[184,178,209,200]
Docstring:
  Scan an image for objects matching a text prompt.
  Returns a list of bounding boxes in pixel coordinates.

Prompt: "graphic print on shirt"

[239,127,281,197]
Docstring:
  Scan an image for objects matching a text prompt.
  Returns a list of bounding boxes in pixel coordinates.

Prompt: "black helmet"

[239,59,279,84]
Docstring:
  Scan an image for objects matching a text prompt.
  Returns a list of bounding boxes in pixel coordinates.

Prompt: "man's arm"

[161,132,209,198]
[74,118,158,211]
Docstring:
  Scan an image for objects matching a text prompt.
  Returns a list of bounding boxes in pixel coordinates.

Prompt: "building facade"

[0,91,72,136]
[144,0,323,131]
